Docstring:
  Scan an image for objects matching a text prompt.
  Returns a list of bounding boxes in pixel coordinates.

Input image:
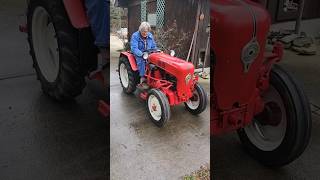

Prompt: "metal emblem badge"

[238,0,260,73]
[185,73,192,84]
[241,38,260,73]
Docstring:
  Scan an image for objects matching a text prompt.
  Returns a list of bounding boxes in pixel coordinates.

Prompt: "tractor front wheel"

[147,89,171,127]
[185,83,208,115]
[238,65,311,166]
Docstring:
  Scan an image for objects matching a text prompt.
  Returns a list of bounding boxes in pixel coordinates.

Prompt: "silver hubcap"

[148,95,162,121]
[186,89,200,110]
[119,63,129,88]
[32,7,59,82]
[244,85,287,151]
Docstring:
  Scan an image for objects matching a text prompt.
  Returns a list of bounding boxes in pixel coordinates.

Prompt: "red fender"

[63,0,89,28]
[120,52,138,71]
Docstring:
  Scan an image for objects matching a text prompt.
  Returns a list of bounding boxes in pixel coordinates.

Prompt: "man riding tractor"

[118,22,208,126]
[22,0,109,117]
[130,22,157,90]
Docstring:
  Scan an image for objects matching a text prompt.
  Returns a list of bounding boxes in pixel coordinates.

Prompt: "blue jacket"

[130,31,157,57]
[85,0,109,48]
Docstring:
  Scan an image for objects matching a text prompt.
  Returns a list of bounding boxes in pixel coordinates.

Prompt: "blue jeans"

[85,0,109,48]
[135,56,146,77]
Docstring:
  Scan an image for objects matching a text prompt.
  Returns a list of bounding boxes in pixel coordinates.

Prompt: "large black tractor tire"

[238,64,311,167]
[184,83,208,115]
[147,89,171,127]
[118,56,139,94]
[27,0,86,100]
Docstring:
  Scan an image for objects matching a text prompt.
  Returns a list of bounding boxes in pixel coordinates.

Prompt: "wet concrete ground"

[213,47,320,179]
[109,35,210,179]
[0,4,107,180]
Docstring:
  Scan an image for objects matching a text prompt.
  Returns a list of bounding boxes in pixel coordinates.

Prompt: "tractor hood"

[148,53,194,74]
[212,0,270,110]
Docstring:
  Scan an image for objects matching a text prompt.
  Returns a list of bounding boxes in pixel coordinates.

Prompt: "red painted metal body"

[121,52,198,106]
[62,0,89,28]
[120,52,138,71]
[211,0,283,135]
[148,53,196,104]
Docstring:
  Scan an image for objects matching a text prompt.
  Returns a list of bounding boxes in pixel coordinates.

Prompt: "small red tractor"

[212,0,311,166]
[118,49,208,126]
[20,0,109,117]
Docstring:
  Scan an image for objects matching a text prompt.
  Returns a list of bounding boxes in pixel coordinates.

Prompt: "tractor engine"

[211,0,272,135]
[150,66,177,90]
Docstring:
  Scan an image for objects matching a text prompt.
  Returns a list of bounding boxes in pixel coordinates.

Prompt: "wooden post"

[186,30,195,62]
[203,34,210,73]
[191,4,201,65]
[187,3,201,63]
[295,0,306,34]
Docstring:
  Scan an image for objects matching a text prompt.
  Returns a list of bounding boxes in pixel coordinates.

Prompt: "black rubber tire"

[184,83,208,115]
[27,0,86,101]
[118,56,139,94]
[147,89,171,127]
[238,64,311,167]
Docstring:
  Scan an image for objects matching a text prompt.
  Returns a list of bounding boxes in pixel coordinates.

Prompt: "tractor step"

[135,88,148,100]
[137,83,150,91]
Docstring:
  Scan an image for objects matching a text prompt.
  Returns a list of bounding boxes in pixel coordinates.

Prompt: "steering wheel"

[145,49,161,54]
[142,49,161,60]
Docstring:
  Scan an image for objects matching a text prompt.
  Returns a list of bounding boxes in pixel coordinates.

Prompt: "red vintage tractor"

[118,49,208,126]
[20,0,109,117]
[211,0,311,166]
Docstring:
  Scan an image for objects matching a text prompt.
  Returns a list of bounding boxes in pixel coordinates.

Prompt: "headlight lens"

[142,52,149,60]
[170,50,176,57]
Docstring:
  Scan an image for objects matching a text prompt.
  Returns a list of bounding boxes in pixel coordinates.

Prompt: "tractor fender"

[63,0,89,28]
[120,52,138,71]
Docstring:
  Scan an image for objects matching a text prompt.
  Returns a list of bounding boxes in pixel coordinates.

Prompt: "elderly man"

[130,22,157,87]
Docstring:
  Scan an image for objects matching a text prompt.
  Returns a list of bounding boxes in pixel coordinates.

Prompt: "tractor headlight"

[170,50,176,57]
[185,73,192,84]
[142,52,149,60]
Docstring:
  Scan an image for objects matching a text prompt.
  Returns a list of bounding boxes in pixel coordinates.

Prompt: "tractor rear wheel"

[118,56,139,94]
[147,89,171,127]
[27,0,86,100]
[185,83,208,115]
[238,64,311,166]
